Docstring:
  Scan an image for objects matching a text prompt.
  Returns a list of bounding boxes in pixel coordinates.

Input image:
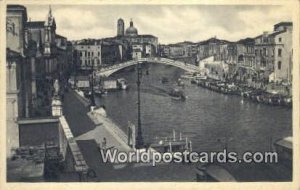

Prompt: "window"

[278,49,282,57]
[238,55,244,62]
[278,61,281,70]
[279,37,282,42]
[263,48,266,56]
[80,52,82,56]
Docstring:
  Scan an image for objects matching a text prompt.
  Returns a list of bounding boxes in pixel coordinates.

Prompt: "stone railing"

[58,116,89,174]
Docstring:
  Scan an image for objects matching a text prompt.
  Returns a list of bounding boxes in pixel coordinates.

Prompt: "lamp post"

[90,58,96,107]
[135,61,144,149]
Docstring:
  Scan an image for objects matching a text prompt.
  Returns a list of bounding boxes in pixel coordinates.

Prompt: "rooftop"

[56,34,67,39]
[236,38,255,45]
[274,22,293,28]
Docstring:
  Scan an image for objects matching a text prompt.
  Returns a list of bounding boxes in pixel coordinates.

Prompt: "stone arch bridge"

[96,57,201,77]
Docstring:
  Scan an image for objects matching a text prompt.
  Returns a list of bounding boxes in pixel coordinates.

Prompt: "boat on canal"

[169,88,186,101]
[117,78,129,90]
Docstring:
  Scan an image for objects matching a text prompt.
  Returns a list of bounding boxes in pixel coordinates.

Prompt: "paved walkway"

[63,90,95,137]
[64,89,132,150]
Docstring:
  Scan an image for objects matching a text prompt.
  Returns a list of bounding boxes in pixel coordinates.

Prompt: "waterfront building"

[254,32,276,82]
[132,43,143,59]
[72,38,129,69]
[168,45,186,57]
[158,44,171,57]
[158,41,198,64]
[72,18,157,66]
[100,40,128,65]
[272,22,293,83]
[254,22,293,83]
[73,42,101,70]
[117,18,158,58]
[227,38,256,83]
[197,37,230,62]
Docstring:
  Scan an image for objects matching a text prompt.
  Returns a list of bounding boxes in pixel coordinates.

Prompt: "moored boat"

[117,78,128,90]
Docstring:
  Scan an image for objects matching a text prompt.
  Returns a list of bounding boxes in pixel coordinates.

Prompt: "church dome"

[125,20,138,36]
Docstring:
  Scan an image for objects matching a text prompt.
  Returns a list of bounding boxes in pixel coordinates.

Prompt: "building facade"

[73,43,101,70]
[117,19,158,58]
[253,22,293,83]
[6,5,30,156]
[272,22,293,83]
[197,38,230,62]
[6,5,71,157]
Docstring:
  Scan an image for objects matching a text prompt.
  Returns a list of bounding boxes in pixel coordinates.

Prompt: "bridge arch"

[96,57,200,77]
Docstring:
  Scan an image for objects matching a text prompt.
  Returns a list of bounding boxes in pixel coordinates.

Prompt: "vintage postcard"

[0,0,299,189]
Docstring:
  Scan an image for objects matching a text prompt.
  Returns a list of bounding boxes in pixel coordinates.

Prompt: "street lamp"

[90,57,96,107]
[135,61,144,149]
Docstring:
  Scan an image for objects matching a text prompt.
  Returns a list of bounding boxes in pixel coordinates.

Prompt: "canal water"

[95,63,292,155]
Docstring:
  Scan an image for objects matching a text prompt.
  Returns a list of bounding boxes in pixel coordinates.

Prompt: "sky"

[24,4,292,44]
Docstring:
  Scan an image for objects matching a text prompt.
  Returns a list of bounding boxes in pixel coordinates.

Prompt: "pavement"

[64,89,132,152]
[63,90,96,137]
[62,89,198,181]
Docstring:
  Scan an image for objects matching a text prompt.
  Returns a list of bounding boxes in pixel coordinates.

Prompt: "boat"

[169,88,186,101]
[103,80,118,91]
[177,78,185,87]
[269,94,284,106]
[83,90,92,98]
[273,136,292,168]
[117,78,128,90]
[283,96,292,107]
[180,72,195,79]
[194,74,207,80]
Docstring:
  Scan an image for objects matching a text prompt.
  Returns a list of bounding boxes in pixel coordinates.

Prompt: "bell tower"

[117,18,124,37]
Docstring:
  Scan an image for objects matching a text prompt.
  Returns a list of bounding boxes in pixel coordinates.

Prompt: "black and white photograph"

[2,0,299,189]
